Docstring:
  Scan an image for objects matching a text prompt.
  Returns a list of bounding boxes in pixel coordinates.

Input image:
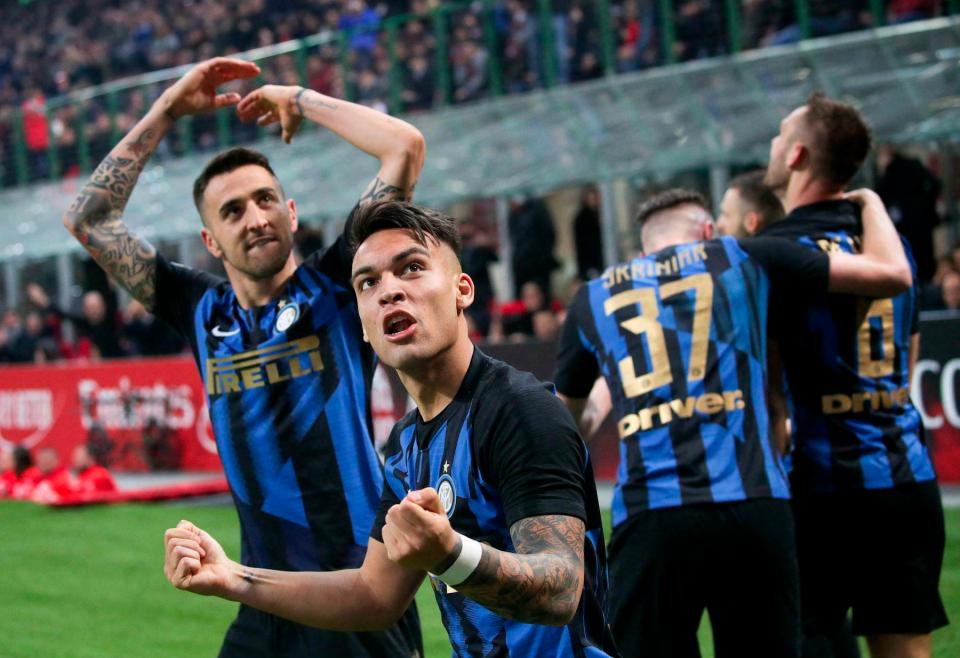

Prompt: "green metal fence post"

[386,18,404,115]
[537,0,557,88]
[216,107,231,149]
[45,105,60,180]
[178,115,194,156]
[432,8,450,106]
[482,0,503,96]
[12,109,28,186]
[869,0,885,26]
[658,0,678,64]
[107,90,120,146]
[725,0,742,54]
[338,32,355,102]
[597,0,616,75]
[794,0,811,40]
[76,103,90,173]
[949,0,960,15]
[295,40,309,88]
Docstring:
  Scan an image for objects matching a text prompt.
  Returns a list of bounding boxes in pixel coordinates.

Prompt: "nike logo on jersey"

[212,325,241,338]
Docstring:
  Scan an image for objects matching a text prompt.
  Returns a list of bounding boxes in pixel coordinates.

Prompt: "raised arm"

[164,520,423,631]
[62,58,260,309]
[236,85,425,206]
[383,489,585,626]
[826,188,912,297]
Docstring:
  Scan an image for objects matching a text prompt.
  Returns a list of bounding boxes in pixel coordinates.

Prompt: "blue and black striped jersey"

[153,215,422,655]
[372,349,618,658]
[762,200,936,495]
[555,236,830,527]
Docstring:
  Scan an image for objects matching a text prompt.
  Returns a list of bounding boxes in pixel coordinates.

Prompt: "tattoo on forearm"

[301,91,339,112]
[455,515,584,625]
[359,176,413,206]
[64,127,160,308]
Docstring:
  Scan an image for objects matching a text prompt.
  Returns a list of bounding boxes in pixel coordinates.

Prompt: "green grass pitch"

[0,500,956,657]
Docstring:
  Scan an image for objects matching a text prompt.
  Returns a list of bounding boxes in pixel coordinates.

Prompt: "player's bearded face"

[352,228,470,371]
[200,165,295,280]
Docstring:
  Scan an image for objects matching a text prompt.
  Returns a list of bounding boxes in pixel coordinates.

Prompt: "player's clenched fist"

[163,519,234,596]
[381,488,460,573]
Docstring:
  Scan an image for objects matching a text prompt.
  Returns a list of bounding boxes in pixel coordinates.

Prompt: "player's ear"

[788,142,807,172]
[703,221,715,241]
[287,198,298,233]
[744,211,761,236]
[456,272,475,313]
[200,227,223,259]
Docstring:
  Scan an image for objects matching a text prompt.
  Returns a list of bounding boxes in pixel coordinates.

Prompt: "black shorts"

[607,498,800,658]
[793,480,948,638]
[218,601,422,658]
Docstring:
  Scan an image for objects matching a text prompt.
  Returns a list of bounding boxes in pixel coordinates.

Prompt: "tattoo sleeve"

[64,125,164,309]
[454,515,585,626]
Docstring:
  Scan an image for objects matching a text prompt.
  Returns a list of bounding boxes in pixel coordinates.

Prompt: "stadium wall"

[2,317,959,481]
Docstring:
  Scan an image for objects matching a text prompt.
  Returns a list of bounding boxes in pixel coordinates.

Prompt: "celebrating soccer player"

[164,201,619,658]
[762,93,948,658]
[553,187,912,658]
[63,58,425,657]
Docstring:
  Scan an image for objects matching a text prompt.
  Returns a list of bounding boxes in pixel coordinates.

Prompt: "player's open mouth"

[383,311,417,341]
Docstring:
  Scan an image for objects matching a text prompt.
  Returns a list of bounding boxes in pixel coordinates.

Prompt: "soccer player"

[163,201,619,658]
[62,58,426,657]
[553,187,912,658]
[716,170,784,238]
[762,93,948,658]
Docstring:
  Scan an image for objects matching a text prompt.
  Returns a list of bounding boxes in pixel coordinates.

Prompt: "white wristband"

[430,534,482,587]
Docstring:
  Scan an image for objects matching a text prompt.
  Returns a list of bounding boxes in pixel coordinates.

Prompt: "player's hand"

[25,283,50,309]
[157,58,261,120]
[381,488,460,573]
[843,188,883,211]
[237,85,304,144]
[163,519,234,596]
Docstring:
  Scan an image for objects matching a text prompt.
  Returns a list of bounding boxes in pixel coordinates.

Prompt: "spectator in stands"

[924,268,960,311]
[143,417,180,471]
[28,447,75,502]
[716,170,784,238]
[0,445,16,496]
[499,280,561,340]
[459,218,499,338]
[27,284,125,359]
[508,194,558,298]
[767,0,865,46]
[402,53,436,111]
[674,0,725,61]
[1,445,36,498]
[876,144,942,284]
[72,444,117,494]
[121,298,184,357]
[573,185,604,281]
[888,0,939,24]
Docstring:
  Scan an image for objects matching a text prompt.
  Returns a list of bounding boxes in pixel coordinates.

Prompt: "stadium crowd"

[0,0,948,185]
[0,442,116,502]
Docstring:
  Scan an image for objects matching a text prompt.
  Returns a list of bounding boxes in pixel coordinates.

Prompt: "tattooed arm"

[62,58,260,310]
[382,490,586,626]
[236,85,425,205]
[455,515,585,625]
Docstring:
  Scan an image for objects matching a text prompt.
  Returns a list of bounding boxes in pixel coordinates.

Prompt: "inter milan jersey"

[153,214,420,656]
[372,349,618,658]
[555,236,830,528]
[762,200,936,495]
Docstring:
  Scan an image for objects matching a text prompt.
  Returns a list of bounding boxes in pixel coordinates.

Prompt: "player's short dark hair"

[635,188,709,225]
[729,170,784,228]
[349,200,462,260]
[192,147,282,217]
[802,92,872,187]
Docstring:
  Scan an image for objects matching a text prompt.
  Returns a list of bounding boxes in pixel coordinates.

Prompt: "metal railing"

[0,0,947,189]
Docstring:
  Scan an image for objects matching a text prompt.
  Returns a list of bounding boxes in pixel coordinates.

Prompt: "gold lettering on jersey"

[617,389,746,437]
[815,235,861,254]
[821,387,910,415]
[602,244,709,288]
[204,336,324,395]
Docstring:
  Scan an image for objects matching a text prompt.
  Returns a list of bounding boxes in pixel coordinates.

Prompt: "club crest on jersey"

[437,474,456,517]
[275,304,300,333]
